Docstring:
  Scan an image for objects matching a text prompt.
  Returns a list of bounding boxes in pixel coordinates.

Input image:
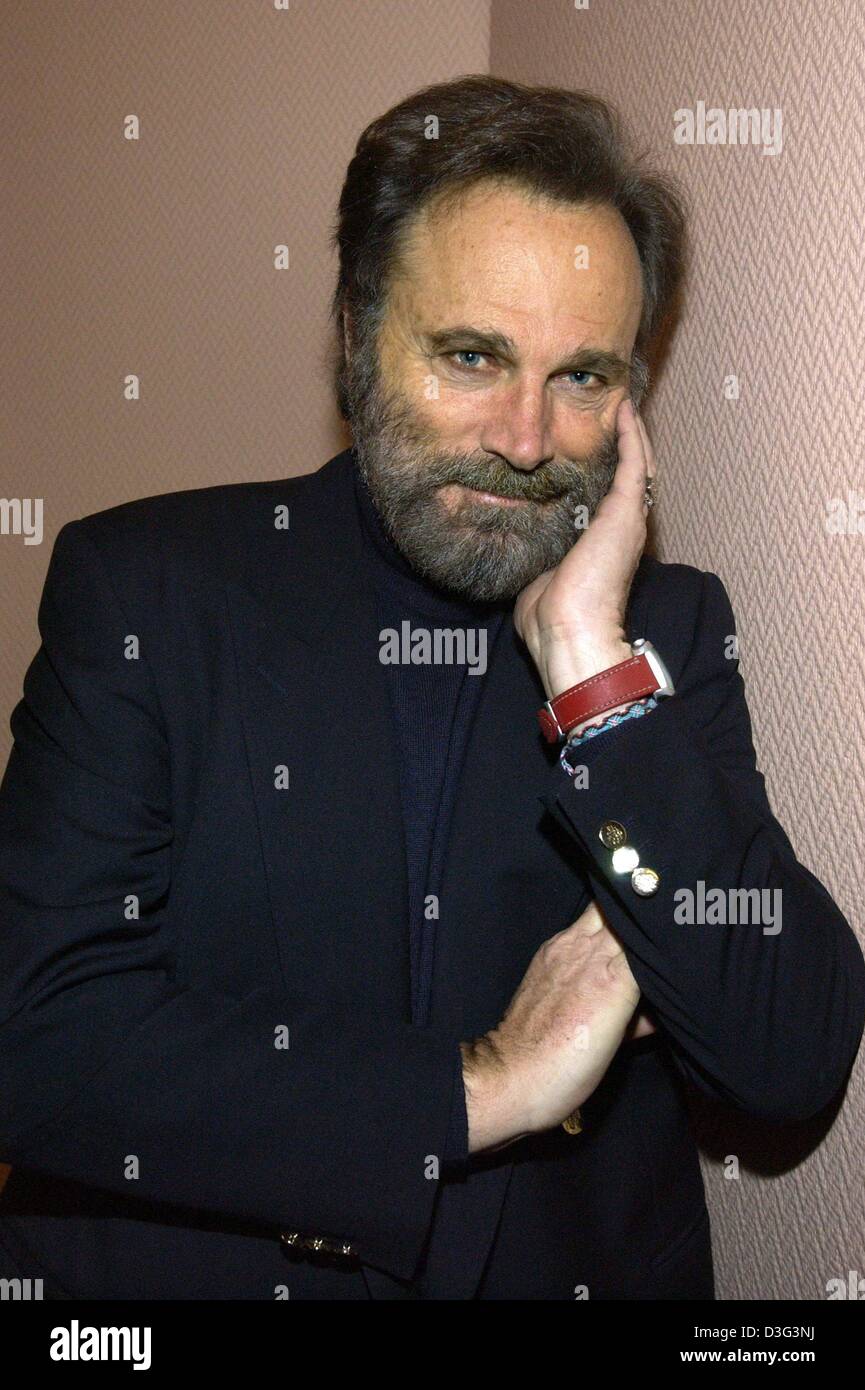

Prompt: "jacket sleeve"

[540,568,865,1122]
[0,519,457,1282]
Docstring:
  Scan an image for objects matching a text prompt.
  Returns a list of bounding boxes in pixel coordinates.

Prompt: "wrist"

[538,637,675,747]
[540,635,633,701]
[461,1036,531,1154]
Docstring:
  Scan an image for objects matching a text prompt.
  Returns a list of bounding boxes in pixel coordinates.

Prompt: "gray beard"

[349,361,621,604]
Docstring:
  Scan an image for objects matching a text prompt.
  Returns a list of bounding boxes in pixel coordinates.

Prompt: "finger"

[567,900,607,938]
[633,409,656,480]
[609,397,648,507]
[627,1010,657,1039]
[629,407,656,519]
[606,949,641,1004]
[583,903,629,958]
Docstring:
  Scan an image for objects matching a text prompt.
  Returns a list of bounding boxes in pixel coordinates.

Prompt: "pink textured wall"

[491,0,865,1300]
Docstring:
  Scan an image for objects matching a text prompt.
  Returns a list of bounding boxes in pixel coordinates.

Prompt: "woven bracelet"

[559,696,660,775]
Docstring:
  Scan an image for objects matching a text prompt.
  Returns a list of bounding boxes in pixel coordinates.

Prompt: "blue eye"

[454,350,485,368]
[566,371,597,387]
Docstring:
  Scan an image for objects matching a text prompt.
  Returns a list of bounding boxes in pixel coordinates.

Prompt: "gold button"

[611,845,640,874]
[280,1230,359,1259]
[562,1108,583,1135]
[599,820,628,849]
[631,866,660,896]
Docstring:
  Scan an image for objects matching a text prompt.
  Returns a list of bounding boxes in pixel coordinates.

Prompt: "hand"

[513,397,655,699]
[626,1009,657,1040]
[461,900,644,1154]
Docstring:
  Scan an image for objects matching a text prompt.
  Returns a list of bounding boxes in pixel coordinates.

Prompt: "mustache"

[412,445,618,504]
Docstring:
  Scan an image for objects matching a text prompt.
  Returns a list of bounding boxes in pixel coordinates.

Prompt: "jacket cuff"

[540,693,701,867]
[440,1046,470,1170]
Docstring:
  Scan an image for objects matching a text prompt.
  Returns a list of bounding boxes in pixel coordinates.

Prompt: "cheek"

[556,399,617,455]
[567,390,627,448]
[409,381,488,441]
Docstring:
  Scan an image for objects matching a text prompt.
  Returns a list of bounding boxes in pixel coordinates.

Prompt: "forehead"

[391,180,643,346]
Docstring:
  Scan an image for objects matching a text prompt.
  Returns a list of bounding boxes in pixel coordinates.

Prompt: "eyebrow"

[422,325,633,378]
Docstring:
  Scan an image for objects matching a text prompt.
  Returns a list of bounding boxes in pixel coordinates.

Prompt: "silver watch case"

[630,638,675,697]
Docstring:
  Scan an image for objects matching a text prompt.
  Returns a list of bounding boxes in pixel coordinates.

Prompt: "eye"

[563,370,603,390]
[450,350,491,370]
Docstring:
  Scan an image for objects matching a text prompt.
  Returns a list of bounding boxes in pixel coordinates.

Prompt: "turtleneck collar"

[352,455,512,624]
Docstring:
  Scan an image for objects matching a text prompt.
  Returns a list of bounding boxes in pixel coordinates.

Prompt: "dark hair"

[330,74,688,420]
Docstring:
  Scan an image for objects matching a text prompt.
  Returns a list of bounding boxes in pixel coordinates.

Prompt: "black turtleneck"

[353,464,508,1168]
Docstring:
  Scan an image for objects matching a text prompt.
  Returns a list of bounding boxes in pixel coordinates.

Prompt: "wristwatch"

[537,638,675,744]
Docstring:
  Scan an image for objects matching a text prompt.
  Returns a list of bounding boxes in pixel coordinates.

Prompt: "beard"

[348,354,621,604]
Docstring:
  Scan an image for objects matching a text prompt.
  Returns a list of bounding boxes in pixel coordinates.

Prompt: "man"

[0,76,862,1301]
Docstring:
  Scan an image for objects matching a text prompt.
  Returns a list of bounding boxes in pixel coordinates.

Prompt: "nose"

[478,376,555,471]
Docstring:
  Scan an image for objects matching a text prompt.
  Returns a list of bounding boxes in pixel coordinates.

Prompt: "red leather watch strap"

[538,653,659,743]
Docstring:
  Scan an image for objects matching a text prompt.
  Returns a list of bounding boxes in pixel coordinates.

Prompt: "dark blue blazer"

[1,448,862,1299]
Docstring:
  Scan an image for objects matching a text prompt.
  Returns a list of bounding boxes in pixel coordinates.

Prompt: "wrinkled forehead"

[389,179,644,351]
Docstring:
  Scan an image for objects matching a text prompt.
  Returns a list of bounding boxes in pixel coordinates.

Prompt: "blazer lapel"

[224,452,411,1017]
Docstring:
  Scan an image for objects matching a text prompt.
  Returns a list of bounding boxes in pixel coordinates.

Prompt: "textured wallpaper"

[492,0,865,1301]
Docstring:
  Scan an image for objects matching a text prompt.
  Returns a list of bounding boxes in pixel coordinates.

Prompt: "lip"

[448,483,527,508]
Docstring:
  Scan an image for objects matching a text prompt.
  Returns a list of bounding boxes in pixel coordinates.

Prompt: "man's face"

[348,180,644,603]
